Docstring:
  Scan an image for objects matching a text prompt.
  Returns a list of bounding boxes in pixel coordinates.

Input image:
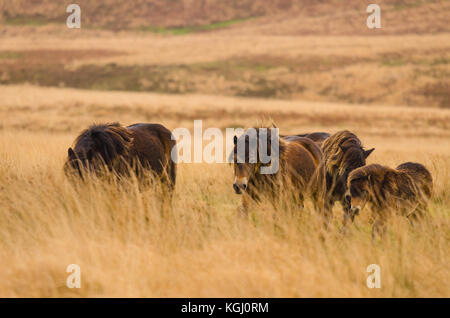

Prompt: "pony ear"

[233,135,238,145]
[364,148,375,158]
[68,148,76,159]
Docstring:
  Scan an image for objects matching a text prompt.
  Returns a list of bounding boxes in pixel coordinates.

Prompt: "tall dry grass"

[0,0,449,295]
[0,93,448,296]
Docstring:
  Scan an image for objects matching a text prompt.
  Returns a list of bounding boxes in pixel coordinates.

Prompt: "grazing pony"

[346,162,433,239]
[310,130,374,224]
[230,127,322,213]
[282,132,330,147]
[64,122,176,189]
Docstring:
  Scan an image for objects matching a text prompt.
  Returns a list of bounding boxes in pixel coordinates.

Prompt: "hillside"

[1,0,449,34]
[0,0,449,108]
[0,0,449,298]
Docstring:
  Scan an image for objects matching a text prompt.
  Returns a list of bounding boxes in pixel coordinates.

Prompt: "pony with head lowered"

[230,127,322,213]
[64,122,176,190]
[346,162,432,239]
[310,130,374,226]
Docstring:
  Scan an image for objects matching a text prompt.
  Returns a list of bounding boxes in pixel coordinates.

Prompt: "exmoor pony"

[282,132,330,147]
[311,130,374,224]
[346,162,433,239]
[64,123,176,189]
[230,128,322,213]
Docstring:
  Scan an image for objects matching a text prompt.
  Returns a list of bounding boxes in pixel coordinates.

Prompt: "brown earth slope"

[1,0,449,34]
[0,1,449,107]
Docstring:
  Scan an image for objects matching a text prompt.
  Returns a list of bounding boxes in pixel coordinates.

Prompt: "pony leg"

[408,201,428,224]
[371,217,387,241]
[311,190,333,228]
[341,195,354,229]
[342,212,351,228]
[295,192,305,212]
[341,212,353,235]
[322,199,334,229]
[238,194,251,217]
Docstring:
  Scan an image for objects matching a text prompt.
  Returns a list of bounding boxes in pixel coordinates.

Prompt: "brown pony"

[64,122,176,189]
[230,127,322,212]
[310,130,374,224]
[346,162,433,239]
[282,132,330,147]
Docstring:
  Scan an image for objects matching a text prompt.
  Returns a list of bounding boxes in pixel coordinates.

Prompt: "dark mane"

[310,130,374,218]
[73,122,133,165]
[321,130,374,178]
[322,131,362,172]
[65,122,177,191]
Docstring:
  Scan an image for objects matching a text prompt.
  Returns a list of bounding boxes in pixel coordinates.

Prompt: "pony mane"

[229,126,285,164]
[322,130,364,173]
[322,130,361,157]
[256,125,286,154]
[74,122,134,165]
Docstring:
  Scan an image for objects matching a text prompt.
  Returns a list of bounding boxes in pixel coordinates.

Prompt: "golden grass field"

[0,0,449,297]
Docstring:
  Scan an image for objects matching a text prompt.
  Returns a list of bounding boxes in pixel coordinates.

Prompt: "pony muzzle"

[350,206,361,220]
[233,177,248,194]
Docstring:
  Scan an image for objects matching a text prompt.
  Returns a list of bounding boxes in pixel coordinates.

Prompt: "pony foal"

[346,162,433,239]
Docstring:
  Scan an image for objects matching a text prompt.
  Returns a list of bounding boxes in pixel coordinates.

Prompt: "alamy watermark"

[170,120,280,174]
[66,264,81,288]
[366,264,381,288]
[66,4,81,29]
[64,263,380,290]
[367,4,382,29]
[66,4,381,30]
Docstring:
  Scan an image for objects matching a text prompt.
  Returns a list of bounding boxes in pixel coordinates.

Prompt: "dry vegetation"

[0,0,449,297]
[0,85,449,297]
[1,0,449,107]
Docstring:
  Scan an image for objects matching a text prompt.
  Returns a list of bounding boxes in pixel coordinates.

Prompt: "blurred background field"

[0,0,449,297]
[1,0,449,107]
